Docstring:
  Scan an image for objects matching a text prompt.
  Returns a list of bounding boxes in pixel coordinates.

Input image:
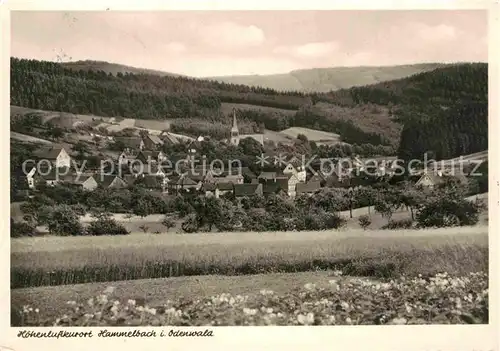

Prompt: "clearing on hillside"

[279,127,344,145]
[220,102,297,116]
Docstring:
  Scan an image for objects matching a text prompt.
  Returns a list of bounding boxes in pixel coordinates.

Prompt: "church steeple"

[231,109,238,132]
[230,108,240,146]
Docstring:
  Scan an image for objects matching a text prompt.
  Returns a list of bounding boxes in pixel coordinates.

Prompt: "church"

[230,109,265,146]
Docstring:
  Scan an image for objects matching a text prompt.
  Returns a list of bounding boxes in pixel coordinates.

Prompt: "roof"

[215,175,243,184]
[33,146,65,160]
[160,132,180,145]
[217,182,235,191]
[140,175,163,189]
[219,167,256,178]
[296,181,321,194]
[258,171,277,180]
[146,134,164,145]
[123,174,137,186]
[262,182,287,195]
[234,183,262,197]
[168,175,198,186]
[116,137,143,149]
[98,175,127,188]
[61,174,95,185]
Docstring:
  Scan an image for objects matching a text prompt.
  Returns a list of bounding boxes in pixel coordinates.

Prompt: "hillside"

[209,63,450,93]
[60,60,448,93]
[62,60,183,78]
[10,58,487,149]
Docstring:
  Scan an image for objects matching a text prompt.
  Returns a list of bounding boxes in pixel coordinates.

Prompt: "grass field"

[279,127,343,144]
[11,270,354,321]
[11,226,488,289]
[220,102,297,115]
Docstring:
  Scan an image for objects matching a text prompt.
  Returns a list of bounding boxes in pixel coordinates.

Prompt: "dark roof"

[217,182,235,191]
[219,167,256,178]
[215,175,244,184]
[234,183,262,197]
[161,132,180,145]
[202,183,217,192]
[168,175,198,186]
[97,175,127,188]
[33,146,65,160]
[141,175,163,189]
[116,137,143,149]
[258,171,277,180]
[61,174,95,185]
[262,182,288,195]
[146,134,164,145]
[296,181,321,194]
[37,166,71,181]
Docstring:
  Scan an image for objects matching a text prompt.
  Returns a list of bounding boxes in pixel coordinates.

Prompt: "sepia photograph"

[7,8,491,330]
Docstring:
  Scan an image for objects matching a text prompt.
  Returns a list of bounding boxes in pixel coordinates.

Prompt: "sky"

[10,10,488,77]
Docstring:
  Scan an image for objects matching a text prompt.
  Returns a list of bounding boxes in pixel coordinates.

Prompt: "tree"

[416,193,480,228]
[72,141,90,159]
[46,204,84,236]
[87,212,129,236]
[358,215,371,230]
[161,216,176,232]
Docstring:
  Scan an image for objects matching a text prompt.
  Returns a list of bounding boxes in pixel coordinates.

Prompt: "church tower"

[230,109,240,146]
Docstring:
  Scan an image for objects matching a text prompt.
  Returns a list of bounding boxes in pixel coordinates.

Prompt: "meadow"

[11,226,488,289]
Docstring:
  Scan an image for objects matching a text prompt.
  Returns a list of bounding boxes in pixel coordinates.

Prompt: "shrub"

[358,215,371,230]
[87,216,130,236]
[11,219,38,238]
[46,205,85,236]
[416,196,480,228]
[161,216,176,232]
[381,218,414,230]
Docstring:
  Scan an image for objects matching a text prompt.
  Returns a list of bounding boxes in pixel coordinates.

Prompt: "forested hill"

[10,58,487,152]
[209,63,450,92]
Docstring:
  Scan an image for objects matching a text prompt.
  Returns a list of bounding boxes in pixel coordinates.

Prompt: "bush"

[381,218,414,230]
[11,219,38,238]
[416,196,480,228]
[46,205,85,236]
[358,215,371,230]
[87,216,130,236]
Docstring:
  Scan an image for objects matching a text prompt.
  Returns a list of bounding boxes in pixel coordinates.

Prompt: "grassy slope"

[11,226,488,289]
[210,64,449,92]
[11,271,354,321]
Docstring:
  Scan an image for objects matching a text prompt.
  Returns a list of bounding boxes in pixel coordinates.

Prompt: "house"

[32,146,71,168]
[26,167,37,189]
[415,170,468,189]
[118,150,136,166]
[214,174,244,184]
[30,166,72,187]
[116,137,145,152]
[142,134,164,150]
[282,160,306,183]
[97,175,128,189]
[135,150,167,164]
[234,183,263,198]
[62,174,99,191]
[217,167,257,182]
[296,181,322,196]
[262,181,288,197]
[167,175,200,193]
[136,175,165,191]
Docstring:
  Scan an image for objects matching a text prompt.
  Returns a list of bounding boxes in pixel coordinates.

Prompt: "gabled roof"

[296,181,321,194]
[38,166,71,181]
[116,137,143,149]
[160,132,180,145]
[167,175,198,186]
[215,175,243,184]
[97,175,127,188]
[146,134,164,145]
[234,183,262,197]
[61,174,95,185]
[33,146,65,160]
